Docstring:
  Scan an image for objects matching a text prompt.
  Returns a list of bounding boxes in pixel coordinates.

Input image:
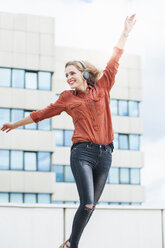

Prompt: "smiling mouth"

[69,81,76,85]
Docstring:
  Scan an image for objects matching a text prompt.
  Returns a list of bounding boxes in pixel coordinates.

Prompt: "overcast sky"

[0,0,165,206]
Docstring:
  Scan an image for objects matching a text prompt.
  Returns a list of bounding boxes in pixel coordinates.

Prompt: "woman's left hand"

[124,14,136,35]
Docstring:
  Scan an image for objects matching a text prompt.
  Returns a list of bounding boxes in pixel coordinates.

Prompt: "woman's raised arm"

[116,14,136,49]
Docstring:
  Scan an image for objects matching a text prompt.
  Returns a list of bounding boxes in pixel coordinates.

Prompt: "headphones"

[79,61,89,80]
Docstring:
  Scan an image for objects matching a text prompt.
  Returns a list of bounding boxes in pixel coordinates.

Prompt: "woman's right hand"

[0,122,17,133]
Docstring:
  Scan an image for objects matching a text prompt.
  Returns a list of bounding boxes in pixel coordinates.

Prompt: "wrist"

[122,31,129,37]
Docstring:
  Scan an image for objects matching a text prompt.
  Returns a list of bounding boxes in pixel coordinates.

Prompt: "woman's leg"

[82,146,112,226]
[67,144,112,248]
[68,158,95,248]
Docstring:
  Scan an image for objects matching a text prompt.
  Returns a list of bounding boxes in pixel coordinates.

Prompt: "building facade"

[0,12,144,205]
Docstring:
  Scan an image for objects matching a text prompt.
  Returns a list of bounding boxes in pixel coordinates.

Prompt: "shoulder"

[58,90,74,102]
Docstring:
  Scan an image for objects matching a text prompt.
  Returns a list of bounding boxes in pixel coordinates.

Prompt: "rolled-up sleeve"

[30,91,66,123]
[96,46,124,92]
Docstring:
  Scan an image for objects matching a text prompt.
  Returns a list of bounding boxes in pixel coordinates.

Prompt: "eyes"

[65,71,76,78]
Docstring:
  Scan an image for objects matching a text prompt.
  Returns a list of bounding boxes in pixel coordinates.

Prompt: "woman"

[1,14,136,248]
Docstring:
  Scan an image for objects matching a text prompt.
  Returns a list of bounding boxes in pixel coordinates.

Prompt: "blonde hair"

[65,60,101,85]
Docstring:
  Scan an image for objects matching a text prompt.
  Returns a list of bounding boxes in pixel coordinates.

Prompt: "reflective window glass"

[25,72,37,89]
[65,165,74,182]
[98,201,109,205]
[0,193,9,203]
[120,202,130,205]
[24,193,36,203]
[11,109,24,129]
[110,99,118,115]
[129,134,140,150]
[38,152,51,171]
[109,202,120,205]
[0,150,9,170]
[24,111,37,130]
[0,108,10,129]
[24,152,37,171]
[120,168,129,184]
[53,165,64,182]
[38,72,51,90]
[119,100,128,116]
[109,167,119,184]
[38,118,51,130]
[0,68,11,87]
[52,201,64,204]
[64,130,73,146]
[11,150,23,170]
[12,69,24,88]
[38,193,51,203]
[114,133,119,149]
[129,101,139,117]
[119,134,129,150]
[10,193,23,203]
[55,130,64,146]
[131,202,141,205]
[130,168,140,184]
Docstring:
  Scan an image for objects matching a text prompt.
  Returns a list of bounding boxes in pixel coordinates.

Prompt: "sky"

[0,0,165,206]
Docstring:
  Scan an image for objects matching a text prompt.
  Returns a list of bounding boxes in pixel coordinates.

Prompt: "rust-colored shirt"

[30,46,124,150]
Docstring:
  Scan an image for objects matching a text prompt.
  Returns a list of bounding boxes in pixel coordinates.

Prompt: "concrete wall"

[0,204,163,248]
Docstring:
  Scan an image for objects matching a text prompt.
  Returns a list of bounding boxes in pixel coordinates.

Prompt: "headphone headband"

[79,61,87,70]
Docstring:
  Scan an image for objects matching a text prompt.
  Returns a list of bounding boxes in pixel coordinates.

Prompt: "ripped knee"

[84,204,95,211]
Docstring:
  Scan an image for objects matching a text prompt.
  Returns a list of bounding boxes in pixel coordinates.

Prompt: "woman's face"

[65,65,86,91]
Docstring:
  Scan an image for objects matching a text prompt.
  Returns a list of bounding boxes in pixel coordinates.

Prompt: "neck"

[76,82,88,92]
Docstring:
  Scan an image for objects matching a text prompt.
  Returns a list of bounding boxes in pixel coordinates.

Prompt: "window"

[10,193,23,203]
[55,130,64,146]
[11,151,23,170]
[38,72,51,90]
[0,68,11,87]
[24,193,37,203]
[0,193,9,203]
[24,152,37,171]
[120,168,129,184]
[65,165,74,182]
[54,129,74,146]
[24,111,37,130]
[0,150,9,170]
[38,152,51,171]
[109,167,119,184]
[119,134,129,150]
[0,108,10,129]
[129,101,139,117]
[119,100,128,116]
[11,109,24,129]
[114,133,119,149]
[25,72,37,89]
[38,193,51,203]
[38,118,51,131]
[109,202,120,205]
[12,69,24,88]
[64,130,73,146]
[120,202,130,205]
[129,134,140,150]
[110,99,118,115]
[0,67,52,90]
[130,168,140,184]
[53,165,64,182]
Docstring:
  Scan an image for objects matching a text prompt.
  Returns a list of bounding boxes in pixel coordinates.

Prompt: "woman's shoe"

[58,239,70,248]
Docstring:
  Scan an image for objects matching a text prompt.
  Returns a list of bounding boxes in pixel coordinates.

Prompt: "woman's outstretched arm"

[0,115,34,133]
[115,14,136,49]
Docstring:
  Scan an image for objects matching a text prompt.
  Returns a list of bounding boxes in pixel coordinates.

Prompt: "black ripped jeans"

[68,141,113,248]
